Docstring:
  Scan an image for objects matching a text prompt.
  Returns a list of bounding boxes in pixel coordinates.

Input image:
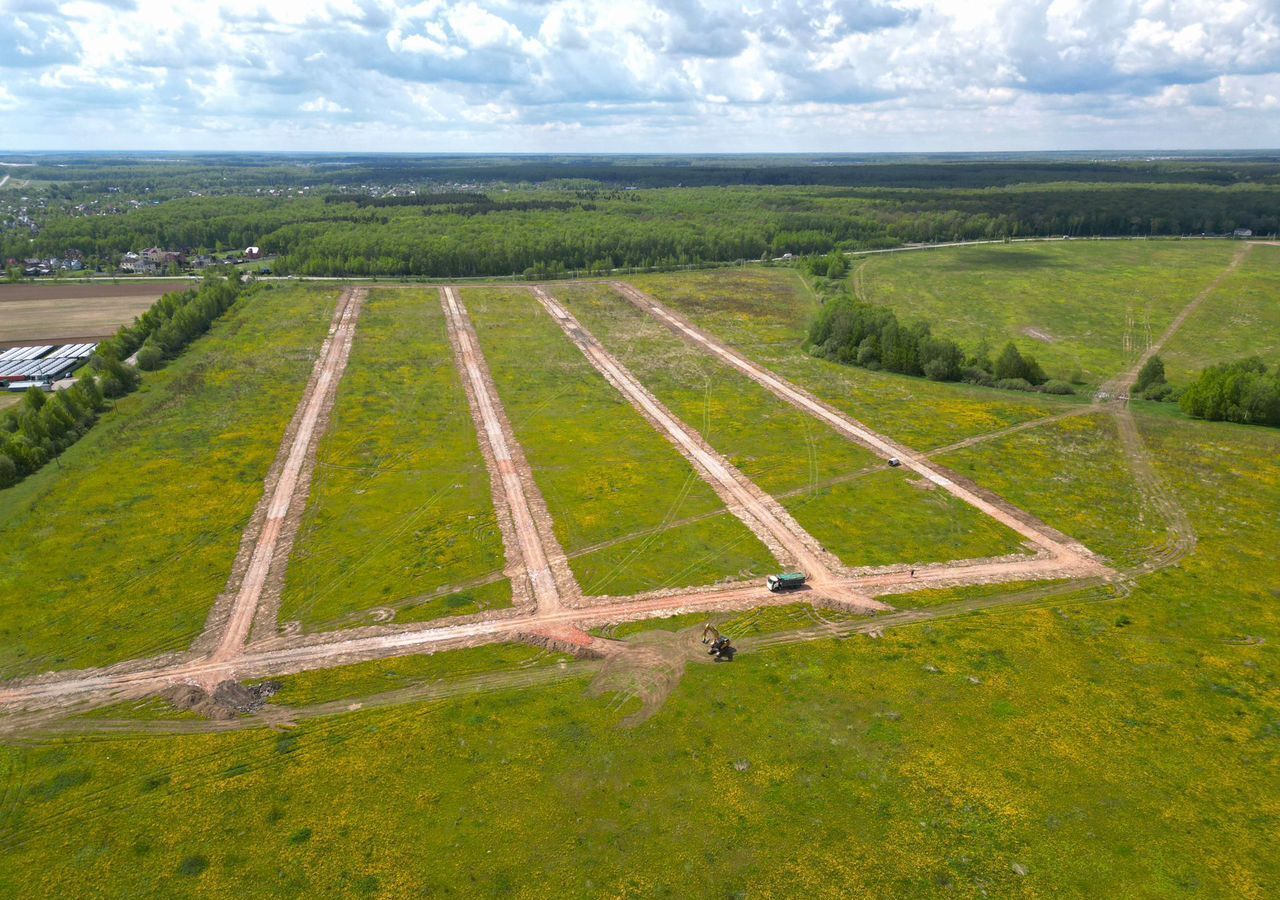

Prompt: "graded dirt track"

[530,285,880,612]
[200,288,365,666]
[610,281,1096,567]
[440,287,577,612]
[0,267,1139,722]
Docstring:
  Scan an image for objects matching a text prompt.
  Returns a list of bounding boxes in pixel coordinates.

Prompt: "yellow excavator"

[701,623,736,662]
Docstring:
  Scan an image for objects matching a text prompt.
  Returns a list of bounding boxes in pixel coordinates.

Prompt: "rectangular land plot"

[626,268,1067,450]
[0,285,338,679]
[278,289,512,631]
[1159,244,1280,381]
[852,240,1240,384]
[0,281,192,344]
[555,283,1030,568]
[461,286,777,596]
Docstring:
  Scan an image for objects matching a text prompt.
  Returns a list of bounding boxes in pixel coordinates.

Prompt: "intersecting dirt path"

[530,286,881,612]
[610,281,1098,568]
[0,276,1121,719]
[1102,242,1251,399]
[203,288,365,664]
[439,287,577,612]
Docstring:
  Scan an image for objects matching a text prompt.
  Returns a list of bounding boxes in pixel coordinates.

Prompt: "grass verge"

[278,289,511,631]
[0,285,336,678]
[462,286,777,596]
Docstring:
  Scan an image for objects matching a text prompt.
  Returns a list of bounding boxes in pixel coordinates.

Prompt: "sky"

[1,0,1279,152]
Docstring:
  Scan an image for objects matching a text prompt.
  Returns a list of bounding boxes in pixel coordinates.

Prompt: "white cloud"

[300,96,351,113]
[1,0,1279,150]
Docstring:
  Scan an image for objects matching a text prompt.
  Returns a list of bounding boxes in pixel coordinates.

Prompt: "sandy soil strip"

[200,288,365,662]
[439,287,577,612]
[530,286,883,612]
[0,545,1104,712]
[611,282,1101,569]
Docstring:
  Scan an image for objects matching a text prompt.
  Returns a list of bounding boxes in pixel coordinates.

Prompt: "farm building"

[0,343,98,390]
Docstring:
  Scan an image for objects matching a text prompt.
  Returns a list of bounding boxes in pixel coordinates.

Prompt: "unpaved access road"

[204,288,365,663]
[1102,242,1252,398]
[0,545,1106,713]
[440,287,575,612]
[531,286,881,612]
[611,282,1098,569]
[0,278,1116,718]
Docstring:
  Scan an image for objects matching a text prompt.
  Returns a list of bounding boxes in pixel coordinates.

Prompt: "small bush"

[99,373,125,399]
[135,344,164,371]
[178,854,209,877]
[1039,379,1075,395]
[0,454,15,488]
[994,377,1034,392]
[1143,382,1174,402]
[1134,355,1166,394]
[961,366,994,386]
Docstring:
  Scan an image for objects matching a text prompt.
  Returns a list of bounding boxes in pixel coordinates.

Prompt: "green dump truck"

[766,572,807,592]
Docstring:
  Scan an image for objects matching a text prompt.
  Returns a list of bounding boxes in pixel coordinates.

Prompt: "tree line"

[806,294,1071,394]
[8,182,1277,279]
[0,275,244,488]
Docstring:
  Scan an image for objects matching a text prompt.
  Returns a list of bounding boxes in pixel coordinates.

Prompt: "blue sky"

[2,0,1279,151]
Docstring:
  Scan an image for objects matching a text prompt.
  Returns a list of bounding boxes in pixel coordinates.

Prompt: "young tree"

[1134,354,1166,393]
[994,342,1028,381]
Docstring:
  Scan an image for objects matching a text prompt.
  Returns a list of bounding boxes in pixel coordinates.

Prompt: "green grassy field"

[627,268,1074,451]
[936,411,1169,568]
[263,643,576,707]
[555,283,1029,568]
[2,410,1276,897]
[1160,243,1280,382]
[278,289,511,631]
[0,285,337,679]
[462,286,777,596]
[853,240,1240,384]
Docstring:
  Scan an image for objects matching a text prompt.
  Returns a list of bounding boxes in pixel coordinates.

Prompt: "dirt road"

[440,287,576,612]
[0,278,1118,719]
[530,286,880,612]
[0,539,1109,714]
[611,282,1098,569]
[1102,243,1251,398]
[203,288,365,663]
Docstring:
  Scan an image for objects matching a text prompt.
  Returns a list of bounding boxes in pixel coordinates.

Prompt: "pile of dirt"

[159,680,281,720]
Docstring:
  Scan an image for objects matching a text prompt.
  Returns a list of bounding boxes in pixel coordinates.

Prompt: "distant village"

[7,246,266,278]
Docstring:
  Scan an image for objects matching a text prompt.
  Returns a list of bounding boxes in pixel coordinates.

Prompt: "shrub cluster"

[1180,357,1280,426]
[1133,355,1174,401]
[0,275,243,488]
[807,295,1065,395]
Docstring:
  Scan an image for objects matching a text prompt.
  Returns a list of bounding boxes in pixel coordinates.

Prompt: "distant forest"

[4,154,1279,277]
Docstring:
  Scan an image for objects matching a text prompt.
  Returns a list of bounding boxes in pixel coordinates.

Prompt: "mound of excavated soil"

[160,680,281,720]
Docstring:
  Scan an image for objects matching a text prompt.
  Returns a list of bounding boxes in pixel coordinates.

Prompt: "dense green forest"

[4,154,1279,277]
